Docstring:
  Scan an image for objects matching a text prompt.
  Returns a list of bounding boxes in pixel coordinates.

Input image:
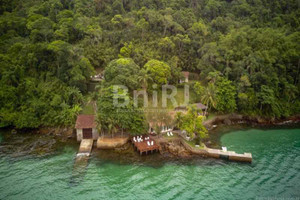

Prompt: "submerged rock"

[0,130,72,157]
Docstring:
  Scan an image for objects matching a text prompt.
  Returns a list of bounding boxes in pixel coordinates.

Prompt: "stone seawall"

[97,137,129,149]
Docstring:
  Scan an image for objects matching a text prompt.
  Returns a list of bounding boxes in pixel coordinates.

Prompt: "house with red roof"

[75,114,99,141]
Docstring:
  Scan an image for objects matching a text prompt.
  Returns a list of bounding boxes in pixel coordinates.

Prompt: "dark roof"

[193,103,207,110]
[182,71,190,78]
[75,115,97,129]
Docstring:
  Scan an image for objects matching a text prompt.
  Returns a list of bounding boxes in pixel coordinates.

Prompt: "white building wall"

[77,128,99,141]
[76,128,83,141]
[92,128,99,140]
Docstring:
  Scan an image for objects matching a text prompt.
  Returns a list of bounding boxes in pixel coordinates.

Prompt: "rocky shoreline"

[156,114,300,158]
[203,114,300,132]
[3,114,300,159]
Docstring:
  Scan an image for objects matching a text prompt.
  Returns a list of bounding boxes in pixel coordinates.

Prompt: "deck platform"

[131,135,159,155]
[206,148,252,163]
[78,139,94,156]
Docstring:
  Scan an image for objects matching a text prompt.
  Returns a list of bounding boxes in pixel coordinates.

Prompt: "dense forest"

[0,0,299,129]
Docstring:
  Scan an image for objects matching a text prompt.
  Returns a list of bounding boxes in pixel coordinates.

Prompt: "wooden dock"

[77,139,94,156]
[131,135,159,155]
[206,148,252,163]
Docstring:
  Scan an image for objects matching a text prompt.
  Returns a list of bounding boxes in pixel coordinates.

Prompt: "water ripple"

[0,128,300,200]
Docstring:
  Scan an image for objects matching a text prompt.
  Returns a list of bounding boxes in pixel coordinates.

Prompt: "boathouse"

[75,114,99,141]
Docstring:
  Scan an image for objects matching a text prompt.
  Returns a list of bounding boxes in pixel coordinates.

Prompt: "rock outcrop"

[156,137,192,157]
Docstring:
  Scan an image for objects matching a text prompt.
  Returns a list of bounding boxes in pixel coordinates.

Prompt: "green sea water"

[0,128,299,200]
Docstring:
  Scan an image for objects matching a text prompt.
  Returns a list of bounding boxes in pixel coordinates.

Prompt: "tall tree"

[175,106,207,140]
[144,59,171,87]
[215,78,237,113]
[97,86,146,136]
[104,58,140,91]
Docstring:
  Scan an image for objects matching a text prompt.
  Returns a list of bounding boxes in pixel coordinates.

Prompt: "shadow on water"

[69,155,90,186]
[0,129,77,159]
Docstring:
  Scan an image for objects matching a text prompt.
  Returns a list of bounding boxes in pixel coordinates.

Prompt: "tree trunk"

[163,25,167,36]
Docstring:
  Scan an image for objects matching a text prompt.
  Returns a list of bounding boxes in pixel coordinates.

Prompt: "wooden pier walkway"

[77,139,94,156]
[131,135,159,155]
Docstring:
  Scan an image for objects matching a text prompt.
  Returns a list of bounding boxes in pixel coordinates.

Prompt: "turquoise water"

[0,128,299,200]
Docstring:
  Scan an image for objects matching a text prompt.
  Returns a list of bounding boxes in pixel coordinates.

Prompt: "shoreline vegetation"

[0,0,299,197]
[4,113,299,160]
[0,1,299,162]
[0,120,299,163]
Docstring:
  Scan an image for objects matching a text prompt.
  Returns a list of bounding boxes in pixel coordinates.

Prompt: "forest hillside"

[0,0,299,128]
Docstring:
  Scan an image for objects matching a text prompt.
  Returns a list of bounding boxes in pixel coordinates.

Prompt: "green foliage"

[237,88,258,115]
[193,82,204,97]
[0,0,299,130]
[257,85,281,118]
[144,59,171,86]
[175,106,207,139]
[97,86,146,135]
[198,83,217,110]
[104,58,140,90]
[0,78,83,128]
[118,42,134,58]
[137,68,152,91]
[215,78,237,113]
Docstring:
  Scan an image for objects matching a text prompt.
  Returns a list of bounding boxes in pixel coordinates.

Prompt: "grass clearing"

[142,86,198,109]
[185,139,205,149]
[81,102,95,115]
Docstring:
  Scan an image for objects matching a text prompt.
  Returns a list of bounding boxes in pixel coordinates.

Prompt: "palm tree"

[201,83,217,115]
[96,115,104,137]
[206,71,221,83]
[107,118,118,138]
[175,112,184,129]
[137,69,152,92]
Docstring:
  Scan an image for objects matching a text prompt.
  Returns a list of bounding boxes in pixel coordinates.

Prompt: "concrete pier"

[206,148,252,163]
[180,138,252,163]
[78,139,94,156]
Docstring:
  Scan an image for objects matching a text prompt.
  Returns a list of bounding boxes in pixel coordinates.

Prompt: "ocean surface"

[0,128,299,200]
